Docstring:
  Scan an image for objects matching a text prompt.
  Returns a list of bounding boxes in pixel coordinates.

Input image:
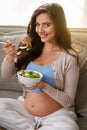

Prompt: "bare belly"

[24,92,63,117]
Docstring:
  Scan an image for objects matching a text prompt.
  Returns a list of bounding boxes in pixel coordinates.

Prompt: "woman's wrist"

[6,55,15,63]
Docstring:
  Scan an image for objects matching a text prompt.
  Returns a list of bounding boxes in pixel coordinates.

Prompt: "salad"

[19,70,40,78]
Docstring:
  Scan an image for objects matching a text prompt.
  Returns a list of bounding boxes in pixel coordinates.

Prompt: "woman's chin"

[41,39,47,43]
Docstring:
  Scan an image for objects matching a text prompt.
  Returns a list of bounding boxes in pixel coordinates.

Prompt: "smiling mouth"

[40,34,48,38]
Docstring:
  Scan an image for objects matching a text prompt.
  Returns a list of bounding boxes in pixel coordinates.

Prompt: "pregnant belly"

[24,92,63,117]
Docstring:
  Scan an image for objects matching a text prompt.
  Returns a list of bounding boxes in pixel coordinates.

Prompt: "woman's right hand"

[3,40,17,62]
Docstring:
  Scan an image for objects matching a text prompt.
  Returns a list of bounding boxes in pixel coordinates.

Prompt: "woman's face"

[35,13,56,43]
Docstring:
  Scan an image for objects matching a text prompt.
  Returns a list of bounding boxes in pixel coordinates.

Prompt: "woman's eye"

[35,23,39,27]
[44,23,49,27]
[35,23,50,27]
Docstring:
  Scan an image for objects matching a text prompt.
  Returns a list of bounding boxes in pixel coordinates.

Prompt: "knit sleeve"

[43,56,80,108]
[1,57,18,79]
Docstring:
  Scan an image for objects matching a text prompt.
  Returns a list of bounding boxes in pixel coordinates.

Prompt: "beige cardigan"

[1,51,79,111]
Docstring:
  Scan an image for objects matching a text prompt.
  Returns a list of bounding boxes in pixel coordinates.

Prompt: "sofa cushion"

[0,29,26,46]
[70,28,87,44]
[77,117,87,130]
[72,40,87,117]
[0,90,22,99]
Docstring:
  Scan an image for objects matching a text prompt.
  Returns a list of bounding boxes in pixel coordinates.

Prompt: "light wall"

[0,0,86,28]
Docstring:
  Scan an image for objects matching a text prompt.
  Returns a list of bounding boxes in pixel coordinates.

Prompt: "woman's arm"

[1,57,18,79]
[1,41,18,79]
[43,56,79,108]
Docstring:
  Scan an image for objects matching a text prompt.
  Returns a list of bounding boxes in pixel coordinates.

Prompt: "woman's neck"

[43,42,61,53]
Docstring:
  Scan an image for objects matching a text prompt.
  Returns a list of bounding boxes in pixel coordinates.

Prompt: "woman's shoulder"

[62,49,78,59]
[54,49,78,65]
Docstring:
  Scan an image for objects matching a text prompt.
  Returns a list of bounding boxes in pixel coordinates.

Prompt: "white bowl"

[17,70,43,87]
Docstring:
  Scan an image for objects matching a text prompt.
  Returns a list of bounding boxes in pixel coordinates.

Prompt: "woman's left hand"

[18,80,46,91]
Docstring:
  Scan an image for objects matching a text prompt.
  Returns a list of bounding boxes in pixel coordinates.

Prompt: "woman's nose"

[38,26,44,33]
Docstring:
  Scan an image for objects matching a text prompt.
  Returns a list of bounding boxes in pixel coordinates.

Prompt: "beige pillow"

[72,40,87,117]
[0,31,26,46]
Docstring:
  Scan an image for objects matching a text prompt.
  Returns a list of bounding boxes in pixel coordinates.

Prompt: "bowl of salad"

[17,70,43,87]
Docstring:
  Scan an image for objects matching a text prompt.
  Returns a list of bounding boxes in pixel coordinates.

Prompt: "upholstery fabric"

[70,29,87,117]
[72,41,87,117]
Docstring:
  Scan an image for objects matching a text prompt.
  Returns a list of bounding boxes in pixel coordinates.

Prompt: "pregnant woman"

[0,3,79,130]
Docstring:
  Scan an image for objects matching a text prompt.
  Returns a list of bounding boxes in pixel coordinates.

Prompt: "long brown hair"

[15,3,78,70]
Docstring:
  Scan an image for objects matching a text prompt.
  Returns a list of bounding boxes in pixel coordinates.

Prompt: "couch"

[0,26,87,130]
